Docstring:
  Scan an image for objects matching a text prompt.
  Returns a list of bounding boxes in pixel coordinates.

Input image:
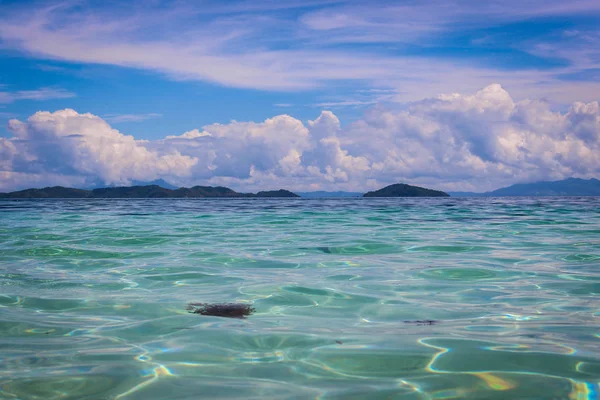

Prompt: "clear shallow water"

[0,197,599,400]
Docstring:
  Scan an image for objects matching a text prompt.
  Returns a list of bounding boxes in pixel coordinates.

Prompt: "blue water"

[1,198,599,399]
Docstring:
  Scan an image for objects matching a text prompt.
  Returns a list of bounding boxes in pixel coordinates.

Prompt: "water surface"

[1,198,599,399]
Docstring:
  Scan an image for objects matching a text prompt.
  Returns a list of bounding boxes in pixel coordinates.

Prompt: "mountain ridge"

[448,178,600,197]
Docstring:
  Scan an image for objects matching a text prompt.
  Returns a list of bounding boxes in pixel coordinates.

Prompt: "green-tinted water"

[1,198,599,399]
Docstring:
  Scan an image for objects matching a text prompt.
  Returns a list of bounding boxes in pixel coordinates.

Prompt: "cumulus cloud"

[158,114,311,180]
[2,109,197,190]
[1,85,599,192]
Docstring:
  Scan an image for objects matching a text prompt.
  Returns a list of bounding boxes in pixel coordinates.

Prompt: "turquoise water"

[1,198,599,399]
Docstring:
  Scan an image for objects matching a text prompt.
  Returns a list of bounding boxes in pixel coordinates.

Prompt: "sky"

[0,0,599,193]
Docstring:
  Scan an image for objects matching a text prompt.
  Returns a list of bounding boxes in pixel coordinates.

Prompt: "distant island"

[448,178,600,197]
[4,178,597,199]
[364,183,449,197]
[0,182,450,199]
[0,185,300,199]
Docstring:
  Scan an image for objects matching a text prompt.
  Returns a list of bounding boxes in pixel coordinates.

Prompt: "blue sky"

[0,0,599,192]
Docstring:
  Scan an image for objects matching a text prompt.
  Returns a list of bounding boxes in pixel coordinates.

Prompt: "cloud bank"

[1,85,599,192]
[1,1,599,104]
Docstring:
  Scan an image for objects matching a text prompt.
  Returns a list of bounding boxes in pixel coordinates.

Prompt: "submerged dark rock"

[403,319,438,325]
[187,303,255,318]
[316,246,333,254]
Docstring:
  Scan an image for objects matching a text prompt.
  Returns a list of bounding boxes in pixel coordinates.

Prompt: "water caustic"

[0,198,599,399]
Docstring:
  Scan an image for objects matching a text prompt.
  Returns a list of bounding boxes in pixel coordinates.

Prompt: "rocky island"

[363,183,449,197]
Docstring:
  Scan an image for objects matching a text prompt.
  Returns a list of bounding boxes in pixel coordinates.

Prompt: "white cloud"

[103,113,162,123]
[159,114,312,180]
[2,109,197,190]
[0,87,75,104]
[0,1,599,104]
[165,129,211,140]
[1,85,599,192]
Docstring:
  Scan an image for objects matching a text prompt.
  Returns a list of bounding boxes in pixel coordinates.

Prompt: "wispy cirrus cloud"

[314,99,382,108]
[0,87,76,104]
[0,0,599,105]
[103,113,162,123]
[33,64,69,72]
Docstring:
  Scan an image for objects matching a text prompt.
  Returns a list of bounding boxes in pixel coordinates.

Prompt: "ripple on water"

[12,296,90,312]
[409,245,492,253]
[0,374,127,400]
[304,348,433,378]
[421,337,600,381]
[419,268,497,280]
[309,242,399,255]
[325,274,364,281]
[283,286,346,298]
[17,246,126,259]
[16,246,165,260]
[144,272,234,282]
[561,253,600,262]
[22,234,70,241]
[112,236,172,246]
[566,282,600,295]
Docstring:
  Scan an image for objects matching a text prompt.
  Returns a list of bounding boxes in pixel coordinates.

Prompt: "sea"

[0,197,599,399]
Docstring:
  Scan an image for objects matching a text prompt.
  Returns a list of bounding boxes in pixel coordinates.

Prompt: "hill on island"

[0,185,300,199]
[449,178,600,197]
[363,183,449,197]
